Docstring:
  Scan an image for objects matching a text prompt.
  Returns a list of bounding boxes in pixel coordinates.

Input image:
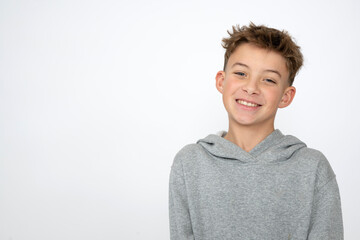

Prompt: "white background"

[1,0,359,239]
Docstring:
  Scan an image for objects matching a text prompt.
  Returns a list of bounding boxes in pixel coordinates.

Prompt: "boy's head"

[215,23,303,133]
[222,23,303,86]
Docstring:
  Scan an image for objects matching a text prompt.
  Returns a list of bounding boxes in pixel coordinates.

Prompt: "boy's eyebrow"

[264,69,282,78]
[232,62,282,78]
[231,62,249,68]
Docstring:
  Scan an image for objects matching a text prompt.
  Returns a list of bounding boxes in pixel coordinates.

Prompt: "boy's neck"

[224,124,275,152]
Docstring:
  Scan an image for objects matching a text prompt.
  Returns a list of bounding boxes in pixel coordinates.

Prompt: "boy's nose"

[242,79,259,95]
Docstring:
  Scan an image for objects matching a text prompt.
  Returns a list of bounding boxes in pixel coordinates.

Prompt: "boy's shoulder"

[172,143,203,165]
[275,133,336,191]
[296,146,336,188]
[295,144,329,164]
[172,131,224,165]
[281,134,336,181]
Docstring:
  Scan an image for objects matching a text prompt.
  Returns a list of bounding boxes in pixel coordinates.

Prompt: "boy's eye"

[235,72,246,77]
[264,78,276,84]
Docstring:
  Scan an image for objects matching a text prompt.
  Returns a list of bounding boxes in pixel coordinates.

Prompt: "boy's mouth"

[236,99,261,107]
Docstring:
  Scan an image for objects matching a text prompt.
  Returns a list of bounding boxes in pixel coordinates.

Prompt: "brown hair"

[222,23,303,86]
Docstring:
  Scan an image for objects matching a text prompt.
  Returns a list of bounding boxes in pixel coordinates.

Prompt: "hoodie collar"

[197,129,306,164]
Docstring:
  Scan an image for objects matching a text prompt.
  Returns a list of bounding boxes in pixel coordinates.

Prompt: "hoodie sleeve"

[307,155,344,240]
[169,152,194,240]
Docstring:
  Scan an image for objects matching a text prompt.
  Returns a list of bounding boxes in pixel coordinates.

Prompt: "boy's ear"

[279,86,296,108]
[215,71,226,93]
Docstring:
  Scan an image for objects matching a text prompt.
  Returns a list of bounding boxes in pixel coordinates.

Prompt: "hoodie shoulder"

[296,147,336,191]
[174,143,202,161]
[171,143,204,171]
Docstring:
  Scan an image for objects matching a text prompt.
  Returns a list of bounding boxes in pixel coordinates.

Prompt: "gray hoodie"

[169,130,343,240]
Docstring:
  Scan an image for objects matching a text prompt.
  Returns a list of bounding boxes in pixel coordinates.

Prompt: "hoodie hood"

[196,129,306,164]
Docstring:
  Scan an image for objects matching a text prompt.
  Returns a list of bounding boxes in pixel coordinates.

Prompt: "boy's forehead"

[228,43,288,73]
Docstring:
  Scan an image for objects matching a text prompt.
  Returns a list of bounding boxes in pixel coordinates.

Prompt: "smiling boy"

[169,23,343,239]
[216,42,295,151]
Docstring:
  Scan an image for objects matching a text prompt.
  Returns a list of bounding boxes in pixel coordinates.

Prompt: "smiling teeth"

[237,100,259,107]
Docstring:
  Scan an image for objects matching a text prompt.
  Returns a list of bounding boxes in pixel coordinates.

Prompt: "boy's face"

[216,43,296,131]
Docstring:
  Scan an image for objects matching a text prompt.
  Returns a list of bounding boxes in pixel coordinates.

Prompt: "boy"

[169,23,343,239]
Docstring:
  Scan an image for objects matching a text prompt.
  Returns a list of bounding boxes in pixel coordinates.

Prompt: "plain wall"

[1,0,359,239]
